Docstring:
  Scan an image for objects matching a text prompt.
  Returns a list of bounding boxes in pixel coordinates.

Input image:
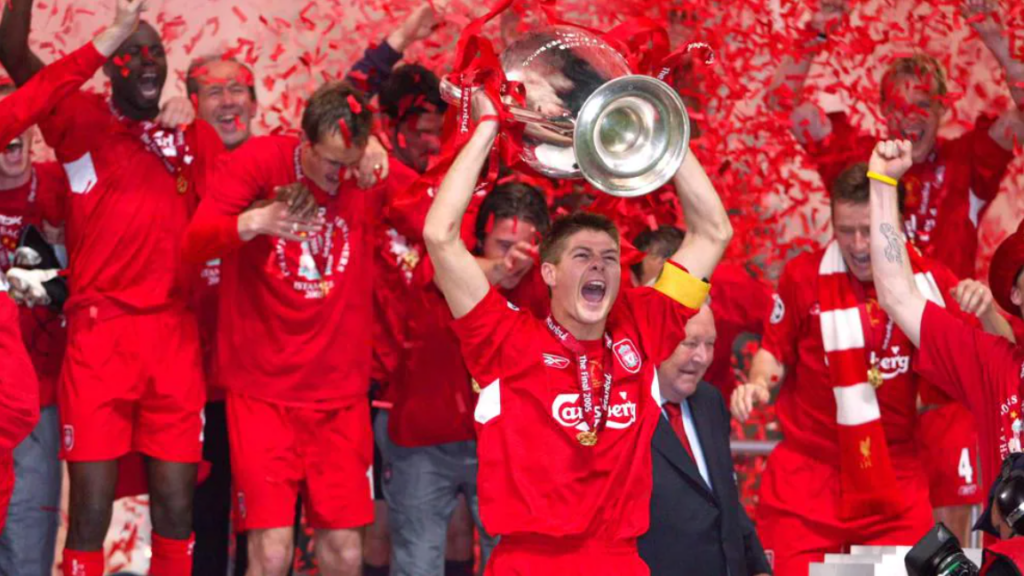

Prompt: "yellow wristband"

[654,263,710,309]
[867,171,898,187]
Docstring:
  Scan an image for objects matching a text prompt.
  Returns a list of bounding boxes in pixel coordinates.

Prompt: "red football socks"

[62,548,104,576]
[149,532,195,576]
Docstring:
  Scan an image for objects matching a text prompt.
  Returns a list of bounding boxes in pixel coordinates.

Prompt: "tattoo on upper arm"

[880,223,903,264]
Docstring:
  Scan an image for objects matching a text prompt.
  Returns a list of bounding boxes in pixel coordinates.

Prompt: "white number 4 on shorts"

[958,447,974,486]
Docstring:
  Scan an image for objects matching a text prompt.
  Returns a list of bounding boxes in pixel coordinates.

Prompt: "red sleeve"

[950,114,1015,203]
[188,120,227,202]
[760,258,803,368]
[0,43,105,149]
[917,301,1018,419]
[0,293,39,452]
[182,138,274,263]
[802,112,874,194]
[620,282,700,366]
[382,160,431,242]
[450,287,533,387]
[918,263,981,404]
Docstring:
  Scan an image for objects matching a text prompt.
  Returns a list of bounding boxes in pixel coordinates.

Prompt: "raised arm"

[961,0,1024,150]
[868,139,926,347]
[346,0,448,97]
[422,96,496,318]
[667,149,733,281]
[766,0,848,144]
[0,0,146,147]
[0,0,44,86]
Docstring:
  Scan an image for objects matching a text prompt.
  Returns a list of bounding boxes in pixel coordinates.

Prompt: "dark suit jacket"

[639,382,772,576]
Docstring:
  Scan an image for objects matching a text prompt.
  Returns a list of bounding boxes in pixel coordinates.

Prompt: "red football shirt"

[450,275,698,540]
[759,249,966,514]
[0,163,68,407]
[371,155,428,390]
[704,262,772,400]
[183,135,382,406]
[917,302,1024,495]
[37,92,224,317]
[806,112,1013,279]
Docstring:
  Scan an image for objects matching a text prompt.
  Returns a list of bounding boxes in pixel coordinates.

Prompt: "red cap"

[989,221,1024,318]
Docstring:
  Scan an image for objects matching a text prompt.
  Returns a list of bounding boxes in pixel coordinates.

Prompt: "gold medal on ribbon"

[471,379,481,394]
[867,365,884,389]
[576,431,598,447]
[176,174,189,194]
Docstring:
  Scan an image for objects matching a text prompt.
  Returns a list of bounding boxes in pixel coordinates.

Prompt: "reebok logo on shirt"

[551,391,638,430]
[542,354,570,369]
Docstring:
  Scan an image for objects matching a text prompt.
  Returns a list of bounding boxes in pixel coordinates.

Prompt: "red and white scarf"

[817,240,945,519]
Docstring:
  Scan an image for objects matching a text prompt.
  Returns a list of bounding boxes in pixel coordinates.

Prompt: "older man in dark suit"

[639,304,772,576]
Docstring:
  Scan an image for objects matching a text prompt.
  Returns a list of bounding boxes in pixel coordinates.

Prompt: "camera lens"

[934,551,980,576]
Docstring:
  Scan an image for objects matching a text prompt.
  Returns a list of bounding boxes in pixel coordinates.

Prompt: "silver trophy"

[440,26,690,198]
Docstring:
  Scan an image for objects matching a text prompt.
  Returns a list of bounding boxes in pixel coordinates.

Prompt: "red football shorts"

[485,536,649,576]
[227,393,374,531]
[757,443,933,576]
[59,308,205,463]
[918,402,983,508]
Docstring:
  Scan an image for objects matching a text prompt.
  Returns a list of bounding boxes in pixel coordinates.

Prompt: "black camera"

[906,523,979,576]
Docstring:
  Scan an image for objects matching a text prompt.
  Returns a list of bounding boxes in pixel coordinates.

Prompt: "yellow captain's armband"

[653,262,710,309]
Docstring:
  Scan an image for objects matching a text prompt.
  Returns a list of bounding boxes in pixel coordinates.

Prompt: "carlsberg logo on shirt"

[552,391,638,430]
[868,347,911,380]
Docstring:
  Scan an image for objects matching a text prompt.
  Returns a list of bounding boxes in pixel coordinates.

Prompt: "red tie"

[664,402,694,460]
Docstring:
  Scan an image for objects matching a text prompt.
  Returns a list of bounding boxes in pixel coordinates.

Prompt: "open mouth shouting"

[581,278,607,306]
[216,110,243,133]
[900,125,925,144]
[137,71,161,101]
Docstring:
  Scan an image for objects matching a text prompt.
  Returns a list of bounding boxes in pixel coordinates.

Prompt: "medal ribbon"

[545,315,614,440]
[108,100,191,178]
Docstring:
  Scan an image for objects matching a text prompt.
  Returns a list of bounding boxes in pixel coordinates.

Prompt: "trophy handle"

[439,76,576,138]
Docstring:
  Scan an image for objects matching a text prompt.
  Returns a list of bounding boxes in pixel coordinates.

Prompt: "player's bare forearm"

[423,120,497,318]
[979,30,1024,108]
[749,348,785,391]
[981,308,1017,343]
[0,0,44,86]
[869,179,926,347]
[990,108,1024,152]
[668,149,732,281]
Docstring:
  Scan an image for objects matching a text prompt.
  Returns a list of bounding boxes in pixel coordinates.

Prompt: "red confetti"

[346,95,363,115]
